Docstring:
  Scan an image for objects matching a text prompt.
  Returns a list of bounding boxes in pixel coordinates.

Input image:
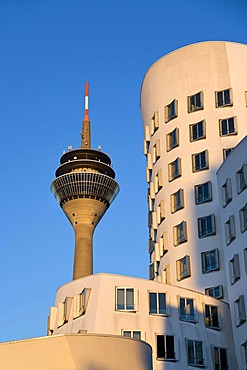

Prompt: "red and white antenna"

[81,82,91,148]
[84,82,90,122]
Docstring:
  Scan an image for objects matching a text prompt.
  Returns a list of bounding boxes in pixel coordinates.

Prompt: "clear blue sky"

[0,0,246,342]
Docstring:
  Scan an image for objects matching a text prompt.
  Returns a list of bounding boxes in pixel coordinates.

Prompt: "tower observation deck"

[51,83,119,280]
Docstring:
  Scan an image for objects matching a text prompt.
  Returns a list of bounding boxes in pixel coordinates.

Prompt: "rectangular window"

[235,295,246,327]
[149,263,154,280]
[216,88,232,107]
[229,254,240,285]
[205,305,219,329]
[173,221,187,245]
[192,150,209,172]
[188,91,203,113]
[205,285,223,299]
[213,347,228,370]
[156,200,165,225]
[152,140,161,164]
[237,164,247,194]
[168,157,181,181]
[225,215,236,245]
[198,214,216,238]
[149,292,167,315]
[219,117,236,136]
[176,255,191,281]
[165,99,178,122]
[195,181,212,205]
[190,120,206,141]
[221,178,232,207]
[187,339,204,366]
[154,169,164,193]
[201,249,219,273]
[116,288,135,311]
[150,112,159,135]
[240,203,247,233]
[223,148,234,160]
[166,128,179,151]
[156,335,176,360]
[171,188,184,213]
[179,298,195,321]
[73,288,90,319]
[122,330,142,340]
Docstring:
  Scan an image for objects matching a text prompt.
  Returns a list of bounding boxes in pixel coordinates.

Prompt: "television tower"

[51,83,119,280]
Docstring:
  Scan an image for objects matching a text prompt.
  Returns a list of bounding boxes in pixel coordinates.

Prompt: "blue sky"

[0,0,247,342]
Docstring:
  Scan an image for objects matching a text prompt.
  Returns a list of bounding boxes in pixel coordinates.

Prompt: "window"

[205,285,223,299]
[149,263,154,280]
[116,288,135,311]
[168,158,181,181]
[149,292,168,315]
[195,181,212,204]
[213,347,228,370]
[73,288,90,319]
[221,178,232,207]
[173,221,187,245]
[240,203,247,233]
[156,335,177,360]
[198,215,216,238]
[152,140,161,163]
[190,120,206,141]
[188,91,203,113]
[229,254,240,285]
[165,99,178,122]
[179,297,195,322]
[237,164,247,193]
[219,117,236,136]
[242,340,247,370]
[122,330,142,340]
[150,112,159,135]
[225,215,236,245]
[216,88,232,107]
[156,200,165,224]
[186,339,204,366]
[192,150,209,172]
[162,265,170,284]
[244,248,247,274]
[159,231,168,257]
[166,128,179,151]
[176,255,191,281]
[148,238,155,253]
[223,148,233,160]
[235,295,246,326]
[171,188,184,213]
[201,249,219,273]
[154,169,163,193]
[205,305,219,329]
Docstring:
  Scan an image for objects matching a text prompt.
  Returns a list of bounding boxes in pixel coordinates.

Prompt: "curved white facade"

[140,41,247,295]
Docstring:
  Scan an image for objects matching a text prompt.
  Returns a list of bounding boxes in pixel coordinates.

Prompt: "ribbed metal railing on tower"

[51,172,119,206]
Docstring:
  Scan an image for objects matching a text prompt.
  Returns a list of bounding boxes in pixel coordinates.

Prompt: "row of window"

[221,165,247,210]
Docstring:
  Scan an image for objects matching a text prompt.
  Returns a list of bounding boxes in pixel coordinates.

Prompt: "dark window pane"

[157,335,165,358]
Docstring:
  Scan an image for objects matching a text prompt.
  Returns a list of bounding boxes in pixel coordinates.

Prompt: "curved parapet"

[51,172,119,207]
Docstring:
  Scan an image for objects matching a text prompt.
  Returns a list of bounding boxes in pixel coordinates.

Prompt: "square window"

[192,150,209,172]
[116,288,135,311]
[156,334,177,360]
[198,215,216,238]
[223,148,234,160]
[216,89,232,107]
[165,99,178,122]
[235,295,246,327]
[205,285,223,299]
[168,158,181,181]
[190,120,206,141]
[173,221,187,245]
[205,305,219,329]
[179,297,195,322]
[221,178,232,207]
[171,188,184,213]
[176,255,191,281]
[213,347,228,370]
[149,292,168,315]
[219,117,236,136]
[122,330,142,340]
[166,128,179,151]
[237,164,247,194]
[195,181,212,205]
[201,249,219,273]
[229,254,240,285]
[240,203,247,233]
[187,339,204,366]
[188,91,203,113]
[225,215,236,245]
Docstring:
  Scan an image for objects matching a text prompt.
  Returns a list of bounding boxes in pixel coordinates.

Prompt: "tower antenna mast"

[81,82,91,149]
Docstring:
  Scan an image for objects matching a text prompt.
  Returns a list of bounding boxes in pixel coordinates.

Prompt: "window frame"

[165,99,178,123]
[115,287,136,312]
[173,221,187,246]
[168,157,181,181]
[166,127,179,151]
[192,150,209,172]
[195,181,212,205]
[240,203,247,233]
[224,215,236,245]
[229,254,240,285]
[205,285,223,299]
[171,188,184,213]
[221,178,232,207]
[188,91,204,113]
[122,330,142,340]
[205,304,220,329]
[156,334,178,361]
[176,255,191,281]
[179,297,196,322]
[219,116,237,136]
[149,292,168,316]
[201,249,219,274]
[213,346,228,370]
[235,295,246,327]
[186,339,205,366]
[198,214,216,238]
[223,148,234,160]
[237,164,247,194]
[215,88,232,107]
[189,120,206,142]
